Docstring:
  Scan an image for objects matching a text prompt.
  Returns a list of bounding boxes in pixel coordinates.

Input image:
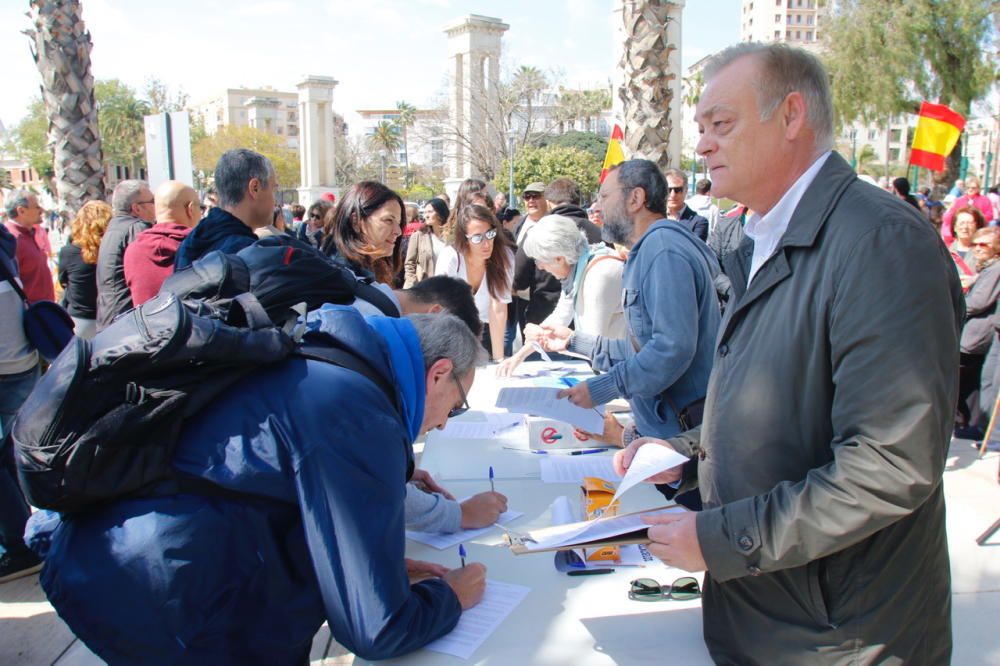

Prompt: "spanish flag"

[909,101,965,172]
[600,124,625,184]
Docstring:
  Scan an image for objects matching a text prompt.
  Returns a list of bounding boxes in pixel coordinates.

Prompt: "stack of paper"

[423,580,531,660]
[438,413,525,439]
[406,505,524,550]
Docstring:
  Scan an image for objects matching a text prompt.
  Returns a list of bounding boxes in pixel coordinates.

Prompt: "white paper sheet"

[423,580,531,660]
[495,386,605,433]
[610,444,690,505]
[406,503,525,550]
[549,496,657,567]
[523,506,684,552]
[539,455,617,484]
[530,341,553,363]
[438,414,525,439]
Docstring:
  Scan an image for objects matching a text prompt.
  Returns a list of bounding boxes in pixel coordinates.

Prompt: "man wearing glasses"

[29,311,488,663]
[96,179,156,330]
[664,169,709,241]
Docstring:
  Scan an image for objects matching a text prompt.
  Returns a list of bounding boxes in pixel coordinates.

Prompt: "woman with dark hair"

[297,200,332,248]
[443,179,491,243]
[403,197,449,288]
[435,204,514,361]
[951,206,986,291]
[58,200,113,339]
[321,181,404,285]
[891,177,920,209]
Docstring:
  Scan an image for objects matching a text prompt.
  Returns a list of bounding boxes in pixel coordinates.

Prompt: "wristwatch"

[621,424,640,448]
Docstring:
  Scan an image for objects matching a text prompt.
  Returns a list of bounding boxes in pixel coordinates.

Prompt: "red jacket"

[123,223,191,306]
[4,220,54,303]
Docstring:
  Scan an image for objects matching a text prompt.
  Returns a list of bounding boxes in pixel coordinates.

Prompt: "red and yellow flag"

[600,124,625,184]
[909,101,965,172]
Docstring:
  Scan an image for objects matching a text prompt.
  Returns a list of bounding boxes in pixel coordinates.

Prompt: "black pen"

[568,568,613,576]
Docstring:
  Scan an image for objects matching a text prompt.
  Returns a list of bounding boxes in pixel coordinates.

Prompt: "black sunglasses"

[448,371,470,418]
[628,576,701,602]
[667,186,685,194]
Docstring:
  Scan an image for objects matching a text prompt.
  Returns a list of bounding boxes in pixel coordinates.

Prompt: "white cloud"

[236,2,293,17]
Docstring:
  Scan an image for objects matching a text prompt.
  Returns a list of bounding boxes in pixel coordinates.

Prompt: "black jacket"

[672,205,709,241]
[513,206,603,325]
[174,208,257,271]
[96,214,152,329]
[58,242,97,319]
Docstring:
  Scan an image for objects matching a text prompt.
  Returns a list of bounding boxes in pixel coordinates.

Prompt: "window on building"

[796,13,802,23]
[20,169,27,182]
[288,125,298,136]
[807,15,813,24]
[288,111,296,122]
[890,128,902,143]
[889,148,900,162]
[868,129,878,141]
[795,30,801,38]
[277,127,283,135]
[776,14,781,21]
[775,30,781,38]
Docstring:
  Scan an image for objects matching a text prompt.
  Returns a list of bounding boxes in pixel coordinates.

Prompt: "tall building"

[192,87,301,150]
[741,0,823,51]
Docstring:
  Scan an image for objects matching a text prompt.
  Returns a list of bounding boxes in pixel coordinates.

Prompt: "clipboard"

[506,505,687,555]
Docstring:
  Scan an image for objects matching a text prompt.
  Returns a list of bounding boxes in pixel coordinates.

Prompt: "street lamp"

[379,149,388,184]
[507,127,517,208]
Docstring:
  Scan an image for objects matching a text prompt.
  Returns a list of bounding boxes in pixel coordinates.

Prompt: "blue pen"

[489,466,495,493]
[559,377,580,388]
[459,544,467,568]
[531,447,609,456]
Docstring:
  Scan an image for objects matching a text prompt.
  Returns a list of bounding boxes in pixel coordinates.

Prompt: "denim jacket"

[569,219,721,438]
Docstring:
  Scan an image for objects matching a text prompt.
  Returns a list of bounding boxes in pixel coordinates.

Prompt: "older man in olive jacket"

[616,44,961,664]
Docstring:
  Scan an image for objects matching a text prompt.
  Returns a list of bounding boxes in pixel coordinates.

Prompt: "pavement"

[2,438,998,665]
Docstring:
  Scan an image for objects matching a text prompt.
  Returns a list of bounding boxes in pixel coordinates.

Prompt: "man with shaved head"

[123,180,201,306]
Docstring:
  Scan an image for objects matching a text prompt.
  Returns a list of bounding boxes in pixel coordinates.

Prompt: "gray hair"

[4,189,33,219]
[408,313,486,376]
[522,214,589,266]
[663,168,688,187]
[111,180,149,216]
[704,42,834,151]
[215,149,274,209]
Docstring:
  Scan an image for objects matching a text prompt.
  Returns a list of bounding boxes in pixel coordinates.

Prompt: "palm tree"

[369,121,402,155]
[98,84,151,180]
[618,0,680,169]
[512,66,548,141]
[25,0,104,212]
[394,101,417,187]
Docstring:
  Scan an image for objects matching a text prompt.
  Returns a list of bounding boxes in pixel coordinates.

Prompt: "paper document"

[549,496,657,567]
[406,502,524,550]
[424,580,530,660]
[438,413,525,439]
[539,455,617,483]
[530,341,553,363]
[496,386,605,433]
[511,361,577,378]
[610,444,690,505]
[517,506,684,553]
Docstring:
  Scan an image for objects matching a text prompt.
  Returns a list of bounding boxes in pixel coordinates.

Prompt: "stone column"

[443,15,509,201]
[296,75,339,205]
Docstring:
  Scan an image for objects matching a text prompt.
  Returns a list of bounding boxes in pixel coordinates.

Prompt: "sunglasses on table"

[628,576,701,602]
[466,228,498,245]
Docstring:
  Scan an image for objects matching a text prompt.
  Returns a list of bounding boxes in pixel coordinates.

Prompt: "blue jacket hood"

[174,207,257,270]
[305,305,424,441]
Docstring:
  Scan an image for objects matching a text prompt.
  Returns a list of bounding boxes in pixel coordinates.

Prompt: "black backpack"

[12,237,400,513]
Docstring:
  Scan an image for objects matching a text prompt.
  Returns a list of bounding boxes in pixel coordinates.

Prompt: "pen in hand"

[489,466,495,493]
[459,544,467,568]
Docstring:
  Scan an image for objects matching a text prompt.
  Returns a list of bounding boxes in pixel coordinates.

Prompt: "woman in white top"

[436,204,514,362]
[496,214,626,377]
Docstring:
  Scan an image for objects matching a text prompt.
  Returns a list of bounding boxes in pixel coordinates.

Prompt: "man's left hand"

[643,512,707,572]
[557,381,595,409]
[410,469,455,500]
[406,558,450,581]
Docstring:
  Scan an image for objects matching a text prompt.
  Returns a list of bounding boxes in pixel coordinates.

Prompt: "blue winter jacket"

[569,220,721,439]
[174,207,258,270]
[31,307,461,664]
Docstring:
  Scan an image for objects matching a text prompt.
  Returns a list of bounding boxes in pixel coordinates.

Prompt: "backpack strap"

[352,280,401,317]
[296,342,398,410]
[0,255,30,306]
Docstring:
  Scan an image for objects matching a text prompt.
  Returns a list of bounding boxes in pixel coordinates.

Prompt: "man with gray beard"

[535,161,720,506]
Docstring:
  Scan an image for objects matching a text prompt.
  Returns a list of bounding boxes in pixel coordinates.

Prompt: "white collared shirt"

[744,151,831,285]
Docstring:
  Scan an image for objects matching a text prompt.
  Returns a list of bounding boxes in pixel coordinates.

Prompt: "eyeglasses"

[466,228,497,244]
[448,371,470,418]
[628,576,701,602]
[136,199,155,205]
[523,192,542,200]
[973,242,994,248]
[667,186,686,195]
[309,212,322,219]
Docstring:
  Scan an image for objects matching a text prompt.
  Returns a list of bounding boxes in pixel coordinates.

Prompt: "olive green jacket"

[670,152,962,664]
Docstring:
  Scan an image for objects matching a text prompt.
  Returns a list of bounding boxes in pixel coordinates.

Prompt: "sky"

[0,0,742,135]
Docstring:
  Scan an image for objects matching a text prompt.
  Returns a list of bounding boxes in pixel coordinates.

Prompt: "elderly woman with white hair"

[496,214,626,377]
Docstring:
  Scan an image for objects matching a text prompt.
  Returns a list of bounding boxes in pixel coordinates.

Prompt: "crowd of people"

[0,40,996,663]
